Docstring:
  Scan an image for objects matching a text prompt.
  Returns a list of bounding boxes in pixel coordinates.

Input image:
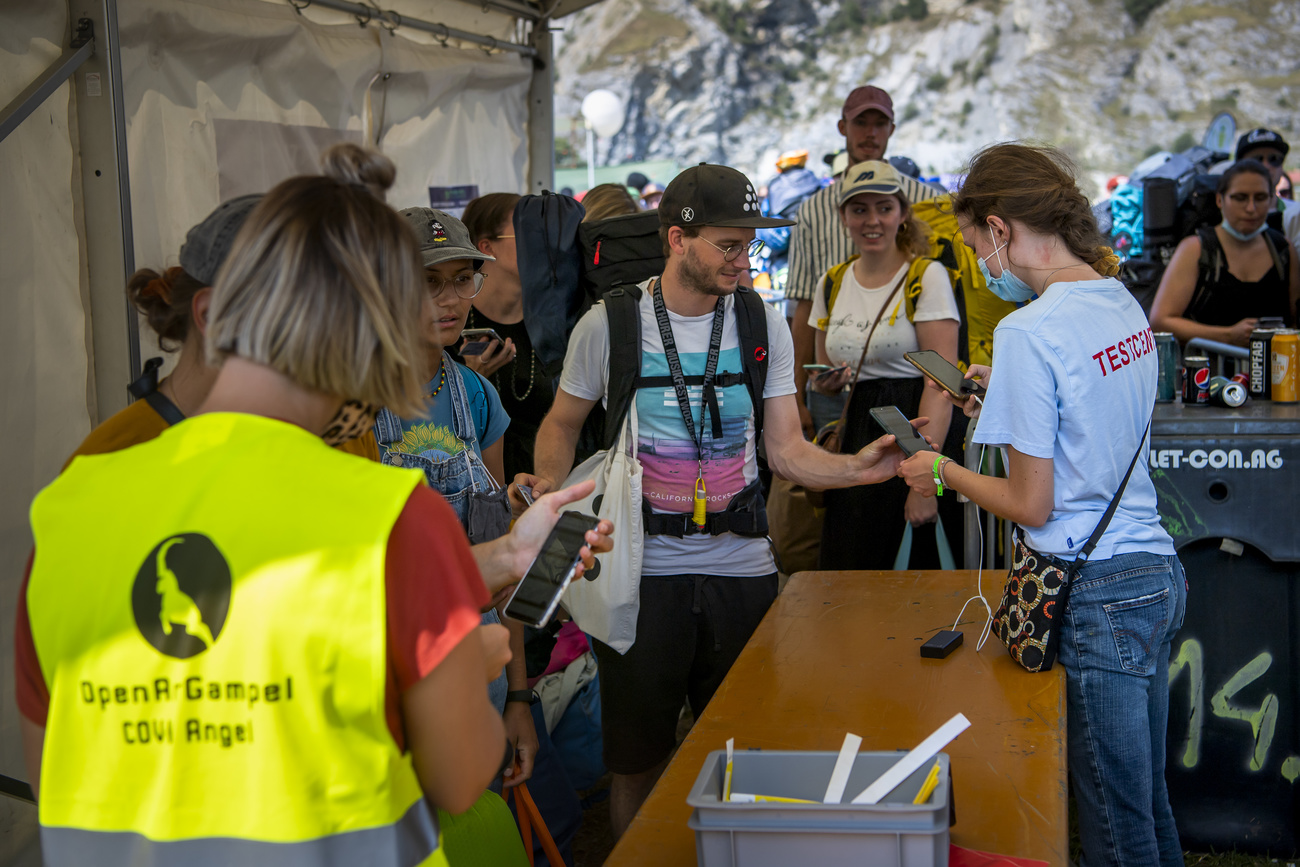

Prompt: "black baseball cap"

[1236,128,1289,161]
[659,163,796,229]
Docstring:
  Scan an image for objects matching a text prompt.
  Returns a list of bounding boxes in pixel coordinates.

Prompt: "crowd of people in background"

[14,70,1299,867]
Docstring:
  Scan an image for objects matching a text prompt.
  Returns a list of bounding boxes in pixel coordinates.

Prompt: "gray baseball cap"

[398,207,494,268]
[178,194,263,286]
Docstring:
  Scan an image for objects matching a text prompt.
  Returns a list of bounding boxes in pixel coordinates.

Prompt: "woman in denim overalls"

[380,208,533,866]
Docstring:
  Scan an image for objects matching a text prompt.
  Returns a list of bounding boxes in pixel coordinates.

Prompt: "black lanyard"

[651,281,726,463]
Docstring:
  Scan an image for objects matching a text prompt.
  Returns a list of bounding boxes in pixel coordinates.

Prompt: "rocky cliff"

[552,0,1300,192]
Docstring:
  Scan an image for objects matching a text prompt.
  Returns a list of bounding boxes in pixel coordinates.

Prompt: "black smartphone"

[904,350,986,399]
[868,406,931,458]
[802,363,833,373]
[503,511,600,628]
[459,328,502,356]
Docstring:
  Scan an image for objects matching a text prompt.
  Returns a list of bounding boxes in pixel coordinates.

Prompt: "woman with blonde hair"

[899,143,1184,867]
[18,144,610,867]
[809,160,965,569]
[580,182,639,222]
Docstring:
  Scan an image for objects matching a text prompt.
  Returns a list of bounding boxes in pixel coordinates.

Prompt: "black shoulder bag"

[992,420,1151,673]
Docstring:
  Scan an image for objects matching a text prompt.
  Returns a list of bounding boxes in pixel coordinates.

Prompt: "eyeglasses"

[427,271,486,299]
[495,234,515,239]
[697,236,766,262]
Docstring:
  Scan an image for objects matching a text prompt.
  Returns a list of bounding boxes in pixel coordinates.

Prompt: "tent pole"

[526,21,555,195]
[304,0,538,57]
[73,0,139,422]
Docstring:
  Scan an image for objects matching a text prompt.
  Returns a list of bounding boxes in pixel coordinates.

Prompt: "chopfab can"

[1182,355,1211,405]
[1207,375,1247,408]
[1154,332,1178,402]
[1249,329,1275,400]
[1273,330,1299,403]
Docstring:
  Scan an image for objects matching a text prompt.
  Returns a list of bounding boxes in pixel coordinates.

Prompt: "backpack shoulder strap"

[601,284,644,449]
[818,256,858,329]
[1186,227,1221,318]
[732,287,770,437]
[1263,228,1289,280]
[902,256,938,322]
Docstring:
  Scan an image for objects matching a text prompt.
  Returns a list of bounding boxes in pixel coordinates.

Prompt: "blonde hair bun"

[319,143,396,201]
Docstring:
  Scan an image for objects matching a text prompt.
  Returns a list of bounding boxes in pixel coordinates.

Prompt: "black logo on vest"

[131,534,231,659]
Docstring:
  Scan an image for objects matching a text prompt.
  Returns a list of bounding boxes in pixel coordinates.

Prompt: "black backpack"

[513,192,587,382]
[578,210,665,306]
[598,282,773,538]
[595,282,770,451]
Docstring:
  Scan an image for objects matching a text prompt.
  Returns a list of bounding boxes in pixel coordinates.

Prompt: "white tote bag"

[559,402,644,653]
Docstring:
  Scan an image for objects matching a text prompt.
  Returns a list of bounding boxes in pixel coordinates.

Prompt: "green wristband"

[932,454,945,496]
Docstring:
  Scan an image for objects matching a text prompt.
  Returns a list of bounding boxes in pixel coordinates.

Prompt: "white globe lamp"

[581,89,625,188]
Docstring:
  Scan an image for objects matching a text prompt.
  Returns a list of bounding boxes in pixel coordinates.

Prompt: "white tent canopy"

[0,0,595,860]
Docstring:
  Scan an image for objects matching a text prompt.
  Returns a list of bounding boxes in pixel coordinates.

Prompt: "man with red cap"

[785,85,937,438]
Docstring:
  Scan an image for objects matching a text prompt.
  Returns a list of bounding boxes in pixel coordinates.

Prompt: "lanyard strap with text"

[651,281,726,528]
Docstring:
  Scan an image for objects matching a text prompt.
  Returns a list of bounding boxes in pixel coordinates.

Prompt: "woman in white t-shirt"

[899,143,1184,867]
[808,160,965,570]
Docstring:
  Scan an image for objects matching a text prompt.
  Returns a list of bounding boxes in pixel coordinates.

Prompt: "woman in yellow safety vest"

[17,144,609,867]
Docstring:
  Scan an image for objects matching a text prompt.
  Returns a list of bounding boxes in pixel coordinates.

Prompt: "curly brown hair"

[126,266,206,351]
[952,142,1119,277]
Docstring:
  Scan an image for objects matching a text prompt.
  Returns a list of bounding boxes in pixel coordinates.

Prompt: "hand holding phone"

[503,511,602,629]
[904,350,986,399]
[460,327,503,356]
[868,405,931,458]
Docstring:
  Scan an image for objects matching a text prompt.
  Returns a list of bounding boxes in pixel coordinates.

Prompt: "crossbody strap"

[825,268,908,441]
[1075,419,1152,564]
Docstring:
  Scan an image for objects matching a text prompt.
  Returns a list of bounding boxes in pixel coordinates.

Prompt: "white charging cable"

[950,442,993,651]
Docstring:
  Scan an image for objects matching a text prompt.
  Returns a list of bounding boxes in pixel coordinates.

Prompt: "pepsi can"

[1207,375,1247,408]
[1182,356,1210,406]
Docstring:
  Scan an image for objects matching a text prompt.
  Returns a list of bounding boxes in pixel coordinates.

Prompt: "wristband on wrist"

[931,454,945,496]
[506,689,538,705]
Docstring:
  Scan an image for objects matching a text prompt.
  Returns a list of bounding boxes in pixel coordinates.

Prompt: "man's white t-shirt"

[808,260,960,379]
[560,280,796,577]
[972,277,1174,561]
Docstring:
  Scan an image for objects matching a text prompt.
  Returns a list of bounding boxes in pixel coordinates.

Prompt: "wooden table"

[605,570,1068,866]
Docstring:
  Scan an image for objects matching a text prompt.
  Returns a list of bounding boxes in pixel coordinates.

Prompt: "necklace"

[429,363,447,398]
[1041,263,1091,288]
[470,308,538,402]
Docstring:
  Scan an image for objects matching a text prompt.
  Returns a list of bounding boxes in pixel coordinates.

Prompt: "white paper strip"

[822,732,863,804]
[850,713,970,805]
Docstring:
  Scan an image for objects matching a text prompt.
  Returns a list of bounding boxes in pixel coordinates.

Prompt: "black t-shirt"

[453,308,554,480]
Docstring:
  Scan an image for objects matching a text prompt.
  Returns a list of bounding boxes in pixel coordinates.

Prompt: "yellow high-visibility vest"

[28,412,448,866]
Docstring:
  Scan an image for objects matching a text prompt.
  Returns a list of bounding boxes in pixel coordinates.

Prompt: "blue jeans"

[1058,551,1187,867]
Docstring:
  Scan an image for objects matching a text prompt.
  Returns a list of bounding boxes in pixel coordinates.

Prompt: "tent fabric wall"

[2,3,535,862]
[0,2,90,861]
[121,0,533,314]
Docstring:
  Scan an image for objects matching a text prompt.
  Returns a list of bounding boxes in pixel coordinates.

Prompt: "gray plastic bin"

[686,749,950,867]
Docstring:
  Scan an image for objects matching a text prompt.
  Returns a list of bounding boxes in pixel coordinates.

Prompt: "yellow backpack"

[819,193,1018,369]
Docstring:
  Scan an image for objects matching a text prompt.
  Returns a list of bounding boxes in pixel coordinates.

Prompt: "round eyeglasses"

[427,271,486,299]
[697,236,767,262]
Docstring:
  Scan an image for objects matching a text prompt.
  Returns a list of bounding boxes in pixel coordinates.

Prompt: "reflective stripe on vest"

[41,800,450,867]
[28,413,435,865]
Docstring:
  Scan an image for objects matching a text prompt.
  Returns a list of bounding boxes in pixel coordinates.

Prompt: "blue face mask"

[1220,219,1267,243]
[977,227,1037,303]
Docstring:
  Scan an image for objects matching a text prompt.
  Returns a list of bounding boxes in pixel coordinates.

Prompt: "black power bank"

[920,630,963,659]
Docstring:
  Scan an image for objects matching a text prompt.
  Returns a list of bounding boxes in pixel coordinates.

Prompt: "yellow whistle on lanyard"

[692,476,708,528]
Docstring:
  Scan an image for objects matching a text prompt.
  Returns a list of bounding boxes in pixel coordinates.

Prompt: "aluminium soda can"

[1272,330,1299,403]
[1182,356,1211,405]
[1231,372,1249,387]
[1154,332,1177,402]
[1207,375,1247,408]
[1249,329,1275,400]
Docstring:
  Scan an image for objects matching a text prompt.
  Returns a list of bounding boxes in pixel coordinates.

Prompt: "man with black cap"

[513,163,910,837]
[785,85,940,438]
[1237,127,1299,255]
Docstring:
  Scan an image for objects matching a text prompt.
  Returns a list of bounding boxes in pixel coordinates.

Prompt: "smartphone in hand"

[868,406,930,458]
[503,511,601,629]
[460,328,503,356]
[903,350,985,398]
